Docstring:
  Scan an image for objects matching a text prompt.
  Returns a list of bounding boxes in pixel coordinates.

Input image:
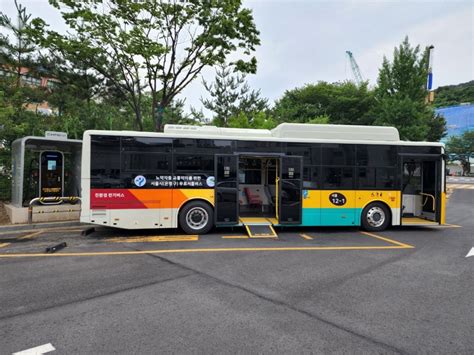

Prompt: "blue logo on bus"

[134,175,146,187]
[206,176,215,187]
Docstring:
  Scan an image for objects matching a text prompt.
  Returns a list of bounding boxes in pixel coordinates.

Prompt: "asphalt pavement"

[0,190,473,354]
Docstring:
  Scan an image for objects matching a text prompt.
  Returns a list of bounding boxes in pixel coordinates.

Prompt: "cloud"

[358,4,474,89]
[4,0,472,115]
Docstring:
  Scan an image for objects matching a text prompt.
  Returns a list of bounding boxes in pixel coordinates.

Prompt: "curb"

[0,221,87,233]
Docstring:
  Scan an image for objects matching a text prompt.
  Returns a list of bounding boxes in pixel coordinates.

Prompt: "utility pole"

[426,45,435,103]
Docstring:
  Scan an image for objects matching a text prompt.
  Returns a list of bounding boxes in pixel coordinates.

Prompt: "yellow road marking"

[0,245,414,258]
[0,230,35,236]
[48,228,86,233]
[359,231,414,248]
[440,224,462,228]
[0,230,44,249]
[299,234,313,240]
[222,235,249,239]
[106,235,198,243]
[18,230,43,240]
[0,226,85,236]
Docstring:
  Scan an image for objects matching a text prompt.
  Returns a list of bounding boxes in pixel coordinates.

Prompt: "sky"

[1,0,473,113]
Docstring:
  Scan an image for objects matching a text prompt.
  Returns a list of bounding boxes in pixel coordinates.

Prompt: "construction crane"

[346,51,364,86]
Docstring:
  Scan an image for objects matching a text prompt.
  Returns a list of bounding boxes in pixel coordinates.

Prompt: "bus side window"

[356,145,397,167]
[303,166,319,189]
[321,167,354,189]
[322,144,355,166]
[120,137,173,188]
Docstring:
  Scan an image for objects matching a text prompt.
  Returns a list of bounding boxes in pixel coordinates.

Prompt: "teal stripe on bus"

[301,208,363,226]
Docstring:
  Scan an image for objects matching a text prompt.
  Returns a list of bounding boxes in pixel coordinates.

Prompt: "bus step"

[245,224,278,239]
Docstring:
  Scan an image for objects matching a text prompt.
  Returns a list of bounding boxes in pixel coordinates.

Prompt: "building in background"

[435,103,474,142]
[0,66,59,115]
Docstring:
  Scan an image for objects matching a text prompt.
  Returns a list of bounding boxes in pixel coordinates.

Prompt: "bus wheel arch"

[178,199,214,235]
[361,201,391,232]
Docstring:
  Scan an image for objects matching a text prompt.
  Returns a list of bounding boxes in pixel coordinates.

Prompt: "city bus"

[80,123,446,237]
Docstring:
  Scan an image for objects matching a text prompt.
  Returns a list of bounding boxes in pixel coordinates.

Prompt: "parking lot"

[0,189,472,354]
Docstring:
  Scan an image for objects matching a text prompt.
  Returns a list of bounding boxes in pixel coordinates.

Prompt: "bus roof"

[83,123,444,147]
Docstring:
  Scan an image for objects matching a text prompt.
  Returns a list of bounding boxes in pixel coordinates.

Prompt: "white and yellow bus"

[80,123,446,237]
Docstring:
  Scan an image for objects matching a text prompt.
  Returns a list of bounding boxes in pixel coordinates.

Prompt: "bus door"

[401,155,441,222]
[39,151,64,198]
[421,160,439,220]
[215,154,239,225]
[278,156,303,224]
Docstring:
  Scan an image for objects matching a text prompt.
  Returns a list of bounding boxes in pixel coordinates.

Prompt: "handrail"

[274,156,279,221]
[420,192,435,212]
[28,196,82,224]
[275,176,279,220]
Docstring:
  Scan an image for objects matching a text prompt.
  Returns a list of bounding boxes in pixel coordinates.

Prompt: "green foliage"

[272,81,375,125]
[0,2,51,148]
[434,80,474,108]
[142,98,200,131]
[0,0,36,74]
[445,130,474,155]
[308,115,330,124]
[201,63,268,127]
[371,36,446,141]
[33,0,260,131]
[228,111,276,129]
[371,96,429,141]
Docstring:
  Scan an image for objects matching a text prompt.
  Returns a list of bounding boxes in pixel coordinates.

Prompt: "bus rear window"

[90,135,121,188]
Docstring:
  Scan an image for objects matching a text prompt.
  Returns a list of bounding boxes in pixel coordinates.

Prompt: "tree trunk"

[134,107,143,131]
[155,101,167,132]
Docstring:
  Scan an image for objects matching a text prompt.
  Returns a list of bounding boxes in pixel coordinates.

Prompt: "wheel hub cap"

[186,207,208,230]
[366,207,385,228]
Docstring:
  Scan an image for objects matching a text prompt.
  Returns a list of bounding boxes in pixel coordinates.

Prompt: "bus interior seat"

[244,187,263,207]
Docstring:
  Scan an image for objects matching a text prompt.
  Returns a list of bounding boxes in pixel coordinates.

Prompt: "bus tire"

[361,202,390,232]
[179,201,214,235]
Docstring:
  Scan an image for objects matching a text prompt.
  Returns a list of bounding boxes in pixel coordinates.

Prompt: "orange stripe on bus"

[127,189,214,209]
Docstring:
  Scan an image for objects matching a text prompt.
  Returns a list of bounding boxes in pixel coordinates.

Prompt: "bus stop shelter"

[5,134,82,224]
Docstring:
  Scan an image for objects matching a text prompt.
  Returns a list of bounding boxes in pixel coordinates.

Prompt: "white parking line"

[13,343,55,355]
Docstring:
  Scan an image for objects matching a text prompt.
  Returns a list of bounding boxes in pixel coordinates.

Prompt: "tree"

[445,130,474,156]
[272,81,375,125]
[0,0,36,84]
[434,80,474,108]
[371,36,446,141]
[228,111,276,129]
[34,0,260,131]
[201,63,268,127]
[0,2,50,147]
[446,131,474,176]
[141,96,200,131]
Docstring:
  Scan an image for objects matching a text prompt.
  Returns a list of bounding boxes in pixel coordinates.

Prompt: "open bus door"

[401,154,442,225]
[277,156,303,224]
[215,154,239,225]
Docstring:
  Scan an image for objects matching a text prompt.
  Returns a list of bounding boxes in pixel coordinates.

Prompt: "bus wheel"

[361,202,390,231]
[179,201,214,235]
